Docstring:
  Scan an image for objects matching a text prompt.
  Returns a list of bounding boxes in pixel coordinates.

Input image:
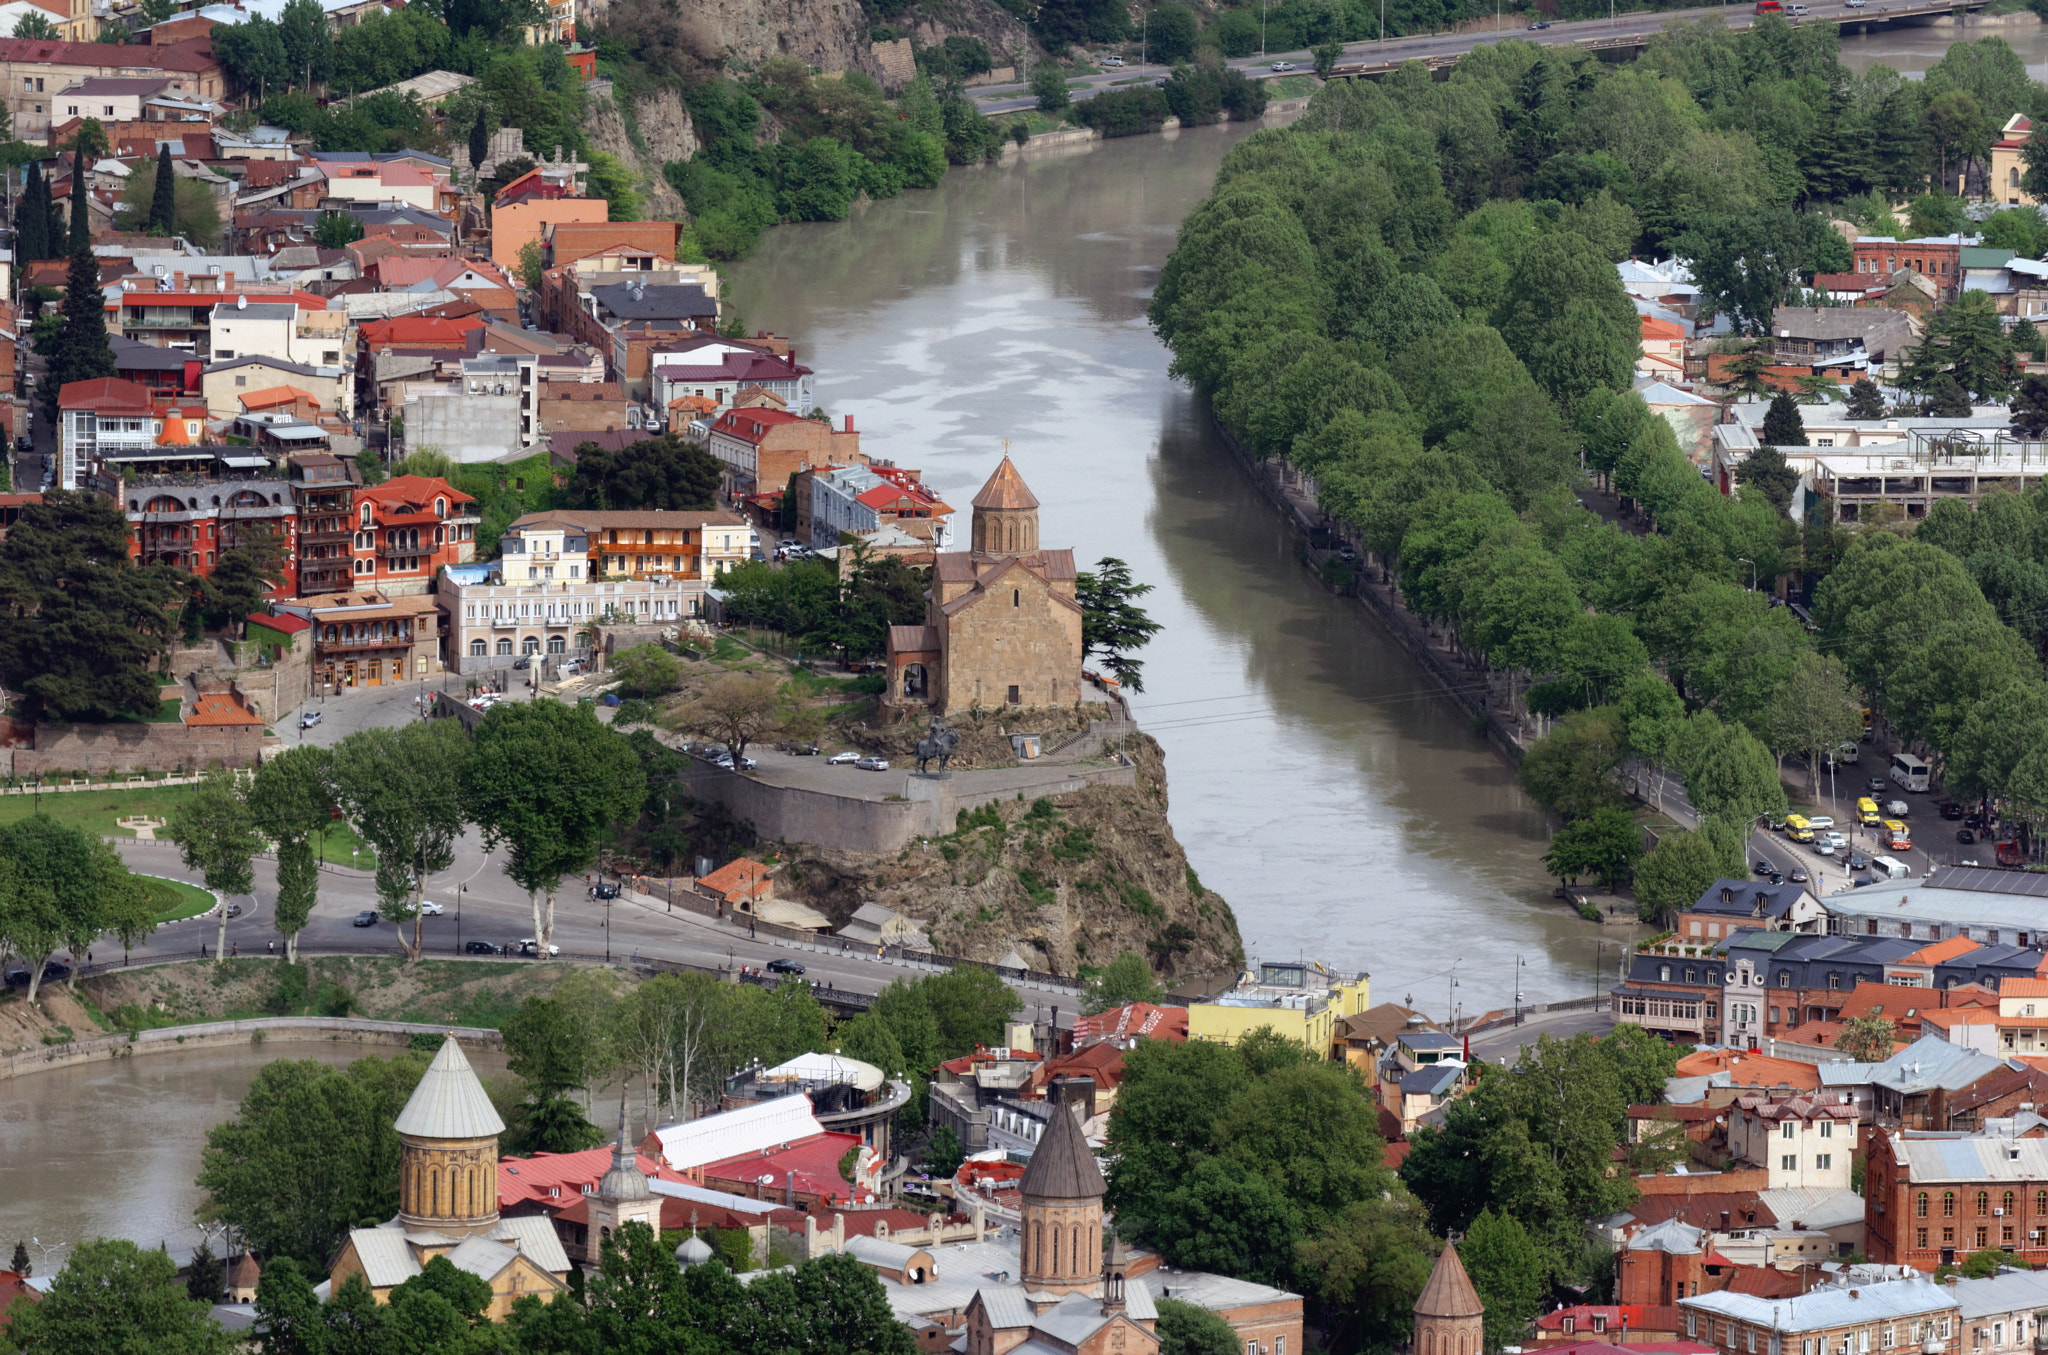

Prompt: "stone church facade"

[885,456,1083,715]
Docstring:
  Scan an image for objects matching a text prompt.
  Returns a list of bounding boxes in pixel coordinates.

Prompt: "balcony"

[490,616,518,628]
[316,635,422,653]
[543,613,571,627]
[301,527,352,544]
[376,544,433,560]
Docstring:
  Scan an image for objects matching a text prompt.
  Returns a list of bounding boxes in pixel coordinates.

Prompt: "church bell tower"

[970,453,1040,558]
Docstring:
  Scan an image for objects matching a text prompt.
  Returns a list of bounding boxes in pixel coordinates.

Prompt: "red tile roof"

[499,1145,672,1210]
[59,376,153,412]
[1537,1305,1687,1335]
[697,857,772,902]
[710,409,810,445]
[1072,1002,1188,1045]
[1902,935,1980,966]
[249,611,310,634]
[702,1129,872,1206]
[359,314,485,349]
[185,692,263,727]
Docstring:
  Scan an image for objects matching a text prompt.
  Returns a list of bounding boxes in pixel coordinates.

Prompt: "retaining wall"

[11,721,270,777]
[0,1015,502,1081]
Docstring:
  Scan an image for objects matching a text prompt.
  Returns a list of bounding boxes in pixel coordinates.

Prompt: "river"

[0,1043,506,1268]
[1837,15,2048,76]
[725,122,1621,1014]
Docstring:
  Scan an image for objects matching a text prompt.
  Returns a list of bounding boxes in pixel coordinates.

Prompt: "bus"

[1857,797,1881,826]
[1754,0,1782,11]
[1890,752,1931,794]
[1785,813,1814,843]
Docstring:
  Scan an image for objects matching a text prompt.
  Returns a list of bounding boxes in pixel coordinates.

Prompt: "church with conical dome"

[883,454,1083,714]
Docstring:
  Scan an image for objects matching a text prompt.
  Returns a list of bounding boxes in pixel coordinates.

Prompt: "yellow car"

[1857,797,1881,826]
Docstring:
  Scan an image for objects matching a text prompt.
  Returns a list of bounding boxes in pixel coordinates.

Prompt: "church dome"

[675,1234,714,1268]
[599,1157,649,1201]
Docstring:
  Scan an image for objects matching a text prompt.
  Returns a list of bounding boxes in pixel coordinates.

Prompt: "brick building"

[1866,1128,2048,1270]
[280,590,444,693]
[884,456,1083,715]
[343,475,479,597]
[706,408,864,497]
[1681,1279,1959,1355]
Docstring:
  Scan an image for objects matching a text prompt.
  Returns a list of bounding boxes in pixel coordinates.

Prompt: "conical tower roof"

[597,1086,650,1201]
[394,1034,506,1139]
[1415,1243,1484,1318]
[1019,1102,1105,1200]
[971,454,1040,511]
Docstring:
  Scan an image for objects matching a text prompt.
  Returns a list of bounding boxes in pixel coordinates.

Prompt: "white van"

[1872,855,1911,881]
[1806,815,1836,833]
[1891,752,1931,794]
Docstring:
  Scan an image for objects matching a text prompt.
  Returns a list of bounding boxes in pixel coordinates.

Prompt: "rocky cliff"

[586,83,700,219]
[776,734,1245,981]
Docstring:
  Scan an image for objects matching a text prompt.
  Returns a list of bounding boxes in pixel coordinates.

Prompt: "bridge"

[1327,0,1986,79]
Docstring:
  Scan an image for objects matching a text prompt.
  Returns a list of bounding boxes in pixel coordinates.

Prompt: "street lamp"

[456,883,464,955]
[604,891,612,964]
[1513,955,1527,1026]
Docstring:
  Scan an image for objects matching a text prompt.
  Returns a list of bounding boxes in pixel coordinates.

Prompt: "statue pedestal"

[911,771,954,781]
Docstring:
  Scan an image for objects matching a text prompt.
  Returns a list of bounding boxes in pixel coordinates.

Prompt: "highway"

[70,831,1086,1026]
[971,0,1971,112]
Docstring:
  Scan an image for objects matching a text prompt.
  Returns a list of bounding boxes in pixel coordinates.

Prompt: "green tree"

[923,1123,965,1177]
[609,643,682,698]
[1031,63,1070,114]
[11,11,54,36]
[1633,820,1746,924]
[1762,392,1808,447]
[1145,3,1198,63]
[1541,805,1643,890]
[1313,40,1343,80]
[163,768,261,966]
[1834,1012,1896,1062]
[46,223,117,419]
[1846,377,1887,420]
[1157,1298,1242,1355]
[116,157,222,248]
[467,103,490,172]
[1763,651,1866,800]
[516,238,545,291]
[1903,290,2012,402]
[1082,951,1166,1014]
[1076,557,1162,692]
[314,211,363,248]
[587,150,641,221]
[10,1239,28,1277]
[14,160,46,263]
[1295,1192,1438,1352]
[3,1239,235,1354]
[198,525,288,631]
[185,1237,224,1303]
[197,1052,429,1267]
[1734,444,1801,514]
[148,141,175,235]
[2012,373,2048,438]
[247,746,336,963]
[565,433,723,512]
[1462,1209,1550,1351]
[0,813,152,1000]
[332,721,469,962]
[1675,208,1847,336]
[1519,707,1624,820]
[462,700,645,956]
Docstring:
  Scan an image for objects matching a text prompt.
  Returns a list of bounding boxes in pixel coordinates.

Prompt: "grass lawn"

[139,875,216,922]
[0,783,376,868]
[1265,74,1317,98]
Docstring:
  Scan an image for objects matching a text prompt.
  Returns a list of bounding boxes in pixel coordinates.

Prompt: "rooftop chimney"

[844,415,854,433]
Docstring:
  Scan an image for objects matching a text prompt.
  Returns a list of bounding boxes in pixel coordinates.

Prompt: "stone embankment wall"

[11,721,269,777]
[0,1016,502,1081]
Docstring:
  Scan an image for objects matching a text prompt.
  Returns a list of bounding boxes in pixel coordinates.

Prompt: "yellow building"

[1185,961,1371,1057]
[1993,113,2040,207]
[327,1035,571,1320]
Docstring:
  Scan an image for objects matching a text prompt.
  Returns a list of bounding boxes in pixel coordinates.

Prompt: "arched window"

[435,498,446,517]
[1051,1224,1061,1274]
[1979,1191,1992,1216]
[1917,1193,1929,1218]
[360,503,373,526]
[2004,1191,2016,1217]
[547,635,565,653]
[2036,1190,2046,1216]
[1031,1222,1041,1272]
[522,636,540,654]
[1944,1192,1957,1217]
[470,639,486,656]
[497,638,513,655]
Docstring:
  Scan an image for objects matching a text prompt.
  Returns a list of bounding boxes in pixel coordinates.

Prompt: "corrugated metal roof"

[442,1237,516,1282]
[973,1285,1036,1330]
[393,1036,506,1140]
[1126,1277,1158,1321]
[1682,1276,1955,1327]
[345,1228,420,1288]
[847,1235,921,1269]
[650,1094,824,1171]
[1755,1187,1865,1232]
[1900,1135,2048,1183]
[1949,1268,2048,1321]
[492,1215,570,1275]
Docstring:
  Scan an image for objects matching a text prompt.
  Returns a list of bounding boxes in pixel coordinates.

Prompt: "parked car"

[4,961,69,988]
[1527,18,1551,26]
[855,756,890,771]
[518,939,560,957]
[512,657,531,670]
[590,882,620,900]
[1941,802,1966,820]
[300,710,322,729]
[352,910,379,927]
[1101,53,1125,65]
[788,742,821,756]
[766,958,806,975]
[464,940,502,955]
[1958,828,1978,844]
[1269,59,1295,70]
[1846,851,1869,871]
[417,901,444,916]
[828,751,861,765]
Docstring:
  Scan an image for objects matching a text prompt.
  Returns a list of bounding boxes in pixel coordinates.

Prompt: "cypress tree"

[14,161,45,263]
[467,105,489,174]
[46,235,114,419]
[148,141,175,235]
[65,152,89,253]
[1761,392,1809,447]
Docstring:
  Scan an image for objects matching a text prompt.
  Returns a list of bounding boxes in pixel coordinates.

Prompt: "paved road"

[90,832,1085,1023]
[1467,1006,1617,1065]
[973,0,1930,112]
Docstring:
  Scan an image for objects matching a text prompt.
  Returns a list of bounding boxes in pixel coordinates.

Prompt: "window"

[1013,588,1020,607]
[1817,1154,1832,1170]
[469,639,486,656]
[1980,1191,1992,1216]
[1687,968,1697,983]
[1977,1228,1989,1248]
[496,638,513,655]
[1007,685,1020,704]
[1945,1192,1957,1217]
[522,636,540,655]
[1820,1122,1833,1139]
[2005,1191,2016,1216]
[1916,1230,1927,1250]
[1783,1122,1795,1140]
[1918,1193,1929,1218]
[235,375,246,387]
[1782,1154,1797,1171]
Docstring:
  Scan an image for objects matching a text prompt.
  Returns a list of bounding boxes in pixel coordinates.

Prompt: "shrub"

[1075,86,1170,138]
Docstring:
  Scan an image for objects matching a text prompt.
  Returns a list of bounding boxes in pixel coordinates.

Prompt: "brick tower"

[1018,1101,1105,1296]
[1413,1242,1485,1355]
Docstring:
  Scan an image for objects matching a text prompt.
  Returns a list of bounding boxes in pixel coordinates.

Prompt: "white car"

[417,901,444,916]
[856,756,890,771]
[518,938,561,957]
[1270,60,1295,71]
[299,710,322,729]
[1101,54,1125,66]
[828,751,861,765]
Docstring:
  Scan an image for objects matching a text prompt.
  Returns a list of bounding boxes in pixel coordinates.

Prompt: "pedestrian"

[267,939,274,955]
[200,942,207,958]
[231,942,238,957]
[86,951,91,965]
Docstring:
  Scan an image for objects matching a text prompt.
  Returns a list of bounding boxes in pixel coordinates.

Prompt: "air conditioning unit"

[1996,1208,2006,1216]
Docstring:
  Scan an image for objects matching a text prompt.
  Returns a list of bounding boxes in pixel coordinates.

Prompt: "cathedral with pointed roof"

[1414,1242,1486,1355]
[884,455,1083,715]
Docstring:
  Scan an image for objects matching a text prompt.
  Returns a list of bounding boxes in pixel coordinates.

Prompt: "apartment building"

[801,463,951,548]
[707,409,863,497]
[1727,1095,1859,1191]
[343,475,479,597]
[278,590,444,692]
[1867,1129,2048,1270]
[118,443,296,588]
[1680,1276,1957,1355]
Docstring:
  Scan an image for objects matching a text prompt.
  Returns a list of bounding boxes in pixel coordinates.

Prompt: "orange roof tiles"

[185,693,263,727]
[1673,1048,1822,1090]
[59,376,153,411]
[2003,978,2048,999]
[240,385,317,412]
[1902,935,1981,966]
[698,857,772,902]
[1641,315,1687,341]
